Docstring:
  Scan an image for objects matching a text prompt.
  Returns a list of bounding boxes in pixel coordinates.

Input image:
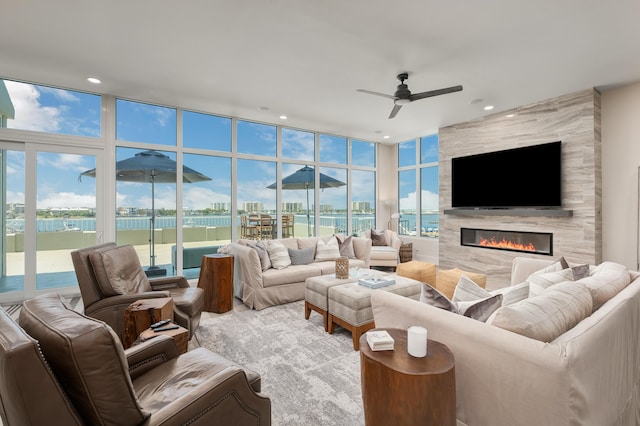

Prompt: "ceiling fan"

[357,73,463,119]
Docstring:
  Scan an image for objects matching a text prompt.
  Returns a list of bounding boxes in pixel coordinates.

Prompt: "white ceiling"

[1,0,639,144]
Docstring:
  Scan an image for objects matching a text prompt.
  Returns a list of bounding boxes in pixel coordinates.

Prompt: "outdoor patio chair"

[71,242,204,343]
[241,214,259,239]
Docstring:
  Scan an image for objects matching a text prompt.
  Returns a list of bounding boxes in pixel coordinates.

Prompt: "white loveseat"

[370,256,640,426]
[224,235,371,310]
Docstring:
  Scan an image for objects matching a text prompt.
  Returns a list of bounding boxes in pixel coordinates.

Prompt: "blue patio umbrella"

[267,166,346,236]
[80,150,211,273]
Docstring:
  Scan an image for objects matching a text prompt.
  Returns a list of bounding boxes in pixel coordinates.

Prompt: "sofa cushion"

[19,293,149,426]
[262,264,322,287]
[370,229,387,246]
[315,236,341,261]
[527,268,574,297]
[436,268,487,300]
[266,240,291,270]
[577,261,631,311]
[336,235,356,259]
[370,246,399,261]
[288,247,314,265]
[297,237,318,255]
[89,244,152,296]
[489,281,593,342]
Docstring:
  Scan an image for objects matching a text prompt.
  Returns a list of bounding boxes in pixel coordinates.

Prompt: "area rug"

[194,301,365,426]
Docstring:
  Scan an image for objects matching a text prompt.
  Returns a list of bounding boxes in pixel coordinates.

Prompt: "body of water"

[6,213,438,236]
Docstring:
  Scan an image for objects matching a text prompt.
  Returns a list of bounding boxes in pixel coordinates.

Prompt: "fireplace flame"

[479,237,536,252]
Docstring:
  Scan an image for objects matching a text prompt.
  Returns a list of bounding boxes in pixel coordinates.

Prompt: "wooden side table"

[138,324,189,354]
[360,328,456,426]
[123,297,174,349]
[198,253,234,313]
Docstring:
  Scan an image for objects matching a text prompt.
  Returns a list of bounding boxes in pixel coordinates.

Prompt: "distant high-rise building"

[352,201,371,212]
[282,202,303,212]
[319,204,333,212]
[212,202,230,211]
[242,201,264,213]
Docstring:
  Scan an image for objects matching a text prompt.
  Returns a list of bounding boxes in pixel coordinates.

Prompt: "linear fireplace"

[461,228,553,256]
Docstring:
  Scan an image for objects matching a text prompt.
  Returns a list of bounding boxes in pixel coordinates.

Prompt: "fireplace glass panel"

[461,228,553,256]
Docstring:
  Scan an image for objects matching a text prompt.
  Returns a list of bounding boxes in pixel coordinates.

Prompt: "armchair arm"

[388,230,402,251]
[85,291,172,314]
[125,334,180,380]
[149,364,271,425]
[150,275,190,290]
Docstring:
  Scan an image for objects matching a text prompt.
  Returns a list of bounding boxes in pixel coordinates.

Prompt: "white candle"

[407,326,427,357]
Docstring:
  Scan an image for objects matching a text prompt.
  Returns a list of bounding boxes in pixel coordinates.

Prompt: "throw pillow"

[288,248,314,265]
[89,245,152,295]
[527,268,574,297]
[436,268,487,300]
[420,282,457,312]
[576,261,631,311]
[243,240,271,271]
[335,235,356,258]
[457,294,503,322]
[266,240,291,270]
[490,281,530,307]
[489,281,593,342]
[451,275,503,322]
[315,236,341,261]
[571,264,590,280]
[370,229,387,246]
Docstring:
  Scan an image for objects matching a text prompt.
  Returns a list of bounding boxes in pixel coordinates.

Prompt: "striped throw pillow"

[266,240,291,270]
[315,236,341,261]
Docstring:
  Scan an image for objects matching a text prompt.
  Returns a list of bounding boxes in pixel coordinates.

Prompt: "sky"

[2,79,437,213]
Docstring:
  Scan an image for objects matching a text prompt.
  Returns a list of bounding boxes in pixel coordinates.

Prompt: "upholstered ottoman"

[327,276,421,350]
[305,270,388,331]
[396,260,437,286]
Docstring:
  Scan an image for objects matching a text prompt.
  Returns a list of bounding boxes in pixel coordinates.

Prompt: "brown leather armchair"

[71,242,204,343]
[0,293,271,426]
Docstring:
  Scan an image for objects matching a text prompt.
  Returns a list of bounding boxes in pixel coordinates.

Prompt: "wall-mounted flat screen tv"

[451,141,561,209]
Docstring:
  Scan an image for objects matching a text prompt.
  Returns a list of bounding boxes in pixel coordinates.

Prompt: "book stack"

[366,330,395,351]
[358,277,395,288]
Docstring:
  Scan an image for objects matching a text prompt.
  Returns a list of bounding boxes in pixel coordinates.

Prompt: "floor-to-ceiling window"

[397,133,439,237]
[0,77,379,301]
[0,79,102,301]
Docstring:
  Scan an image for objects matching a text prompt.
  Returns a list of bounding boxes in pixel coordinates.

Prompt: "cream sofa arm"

[224,243,263,308]
[352,236,372,268]
[370,290,569,426]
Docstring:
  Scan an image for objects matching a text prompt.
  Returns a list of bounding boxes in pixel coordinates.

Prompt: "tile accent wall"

[439,88,602,289]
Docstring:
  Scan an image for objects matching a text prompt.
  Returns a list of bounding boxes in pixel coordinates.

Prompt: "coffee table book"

[366,330,395,351]
[358,277,396,289]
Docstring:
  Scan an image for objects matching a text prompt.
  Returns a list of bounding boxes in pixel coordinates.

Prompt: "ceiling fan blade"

[409,85,463,101]
[357,89,396,100]
[388,104,402,119]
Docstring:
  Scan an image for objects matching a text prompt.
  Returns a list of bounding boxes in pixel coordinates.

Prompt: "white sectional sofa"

[224,235,371,310]
[371,256,640,426]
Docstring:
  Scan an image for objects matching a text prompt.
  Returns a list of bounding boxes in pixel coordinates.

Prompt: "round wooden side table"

[359,328,456,426]
[197,253,234,313]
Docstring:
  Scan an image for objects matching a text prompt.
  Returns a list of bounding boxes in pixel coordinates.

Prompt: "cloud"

[400,189,439,212]
[4,81,62,132]
[38,192,96,209]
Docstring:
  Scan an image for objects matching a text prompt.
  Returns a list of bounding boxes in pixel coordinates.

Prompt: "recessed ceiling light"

[484,105,494,111]
[505,114,515,118]
[87,77,101,84]
[383,135,390,139]
[279,115,288,120]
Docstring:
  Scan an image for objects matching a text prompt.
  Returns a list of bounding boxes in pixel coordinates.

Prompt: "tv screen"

[451,141,561,208]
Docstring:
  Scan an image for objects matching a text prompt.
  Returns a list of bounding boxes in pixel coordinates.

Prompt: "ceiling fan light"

[395,98,411,106]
